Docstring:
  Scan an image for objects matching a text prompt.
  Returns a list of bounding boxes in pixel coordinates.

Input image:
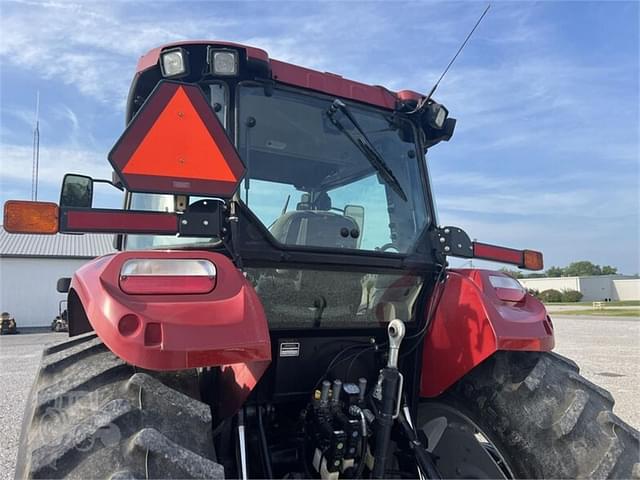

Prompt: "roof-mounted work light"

[427,102,449,129]
[160,48,188,78]
[209,49,238,76]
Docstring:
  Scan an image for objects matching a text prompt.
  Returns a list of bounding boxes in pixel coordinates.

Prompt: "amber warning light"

[3,201,59,234]
[108,80,246,198]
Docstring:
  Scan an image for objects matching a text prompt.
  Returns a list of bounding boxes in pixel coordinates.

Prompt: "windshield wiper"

[326,99,408,201]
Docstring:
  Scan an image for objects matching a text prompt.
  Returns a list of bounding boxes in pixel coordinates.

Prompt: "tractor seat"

[269,210,359,249]
[257,210,363,327]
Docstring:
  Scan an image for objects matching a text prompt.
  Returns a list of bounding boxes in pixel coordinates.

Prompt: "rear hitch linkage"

[371,319,441,479]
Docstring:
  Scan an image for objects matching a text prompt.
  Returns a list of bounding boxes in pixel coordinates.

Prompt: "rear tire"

[419,351,639,479]
[16,333,224,479]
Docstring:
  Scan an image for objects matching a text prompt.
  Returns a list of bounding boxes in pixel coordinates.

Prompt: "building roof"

[0,228,115,258]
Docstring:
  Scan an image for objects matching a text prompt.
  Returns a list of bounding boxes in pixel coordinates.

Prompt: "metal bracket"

[178,199,224,237]
[431,225,473,258]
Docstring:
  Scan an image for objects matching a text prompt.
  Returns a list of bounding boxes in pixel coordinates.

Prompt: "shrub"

[561,289,583,302]
[540,289,562,303]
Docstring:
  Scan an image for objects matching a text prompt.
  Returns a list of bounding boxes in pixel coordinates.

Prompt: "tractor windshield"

[237,84,429,254]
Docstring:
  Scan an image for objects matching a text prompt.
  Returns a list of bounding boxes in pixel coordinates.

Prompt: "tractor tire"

[15,333,224,479]
[419,351,640,479]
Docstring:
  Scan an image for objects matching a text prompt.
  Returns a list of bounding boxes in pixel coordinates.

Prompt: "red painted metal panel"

[420,269,554,397]
[270,60,398,109]
[70,250,271,415]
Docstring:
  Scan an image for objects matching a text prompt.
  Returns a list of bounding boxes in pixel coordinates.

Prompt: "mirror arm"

[93,178,125,191]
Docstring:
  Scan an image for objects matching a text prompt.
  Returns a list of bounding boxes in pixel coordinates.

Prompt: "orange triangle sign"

[109,81,245,197]
[122,86,236,182]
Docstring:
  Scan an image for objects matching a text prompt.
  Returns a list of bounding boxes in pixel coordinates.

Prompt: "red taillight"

[473,242,544,271]
[473,242,522,265]
[119,259,216,295]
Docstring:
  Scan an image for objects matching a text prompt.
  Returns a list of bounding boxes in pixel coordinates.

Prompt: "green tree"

[601,265,618,275]
[545,266,564,277]
[564,261,602,277]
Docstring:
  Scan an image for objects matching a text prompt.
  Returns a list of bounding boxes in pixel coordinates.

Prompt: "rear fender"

[420,269,554,397]
[68,250,271,416]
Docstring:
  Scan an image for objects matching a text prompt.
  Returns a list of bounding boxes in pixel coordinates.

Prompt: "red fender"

[420,269,554,397]
[69,250,271,416]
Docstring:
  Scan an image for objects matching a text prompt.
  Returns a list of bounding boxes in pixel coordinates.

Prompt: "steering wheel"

[377,243,399,253]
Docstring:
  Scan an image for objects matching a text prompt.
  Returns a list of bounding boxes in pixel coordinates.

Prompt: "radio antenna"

[31,90,41,201]
[413,4,491,112]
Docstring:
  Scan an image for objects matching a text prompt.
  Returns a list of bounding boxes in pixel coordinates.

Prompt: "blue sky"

[0,1,638,273]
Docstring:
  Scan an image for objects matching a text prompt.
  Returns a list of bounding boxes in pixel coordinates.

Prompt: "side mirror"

[60,174,93,208]
[60,173,125,209]
[57,277,71,293]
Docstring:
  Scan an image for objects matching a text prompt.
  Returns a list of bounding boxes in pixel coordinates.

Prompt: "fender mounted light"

[488,274,526,302]
[119,258,217,295]
[3,200,59,234]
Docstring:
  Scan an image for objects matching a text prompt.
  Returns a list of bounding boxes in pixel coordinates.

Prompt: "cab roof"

[136,40,424,111]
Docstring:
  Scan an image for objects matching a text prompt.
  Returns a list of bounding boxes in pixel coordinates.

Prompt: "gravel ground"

[0,318,638,479]
[547,305,639,312]
[551,314,640,430]
[0,330,67,480]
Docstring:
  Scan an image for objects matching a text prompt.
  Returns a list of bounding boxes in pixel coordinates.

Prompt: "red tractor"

[4,41,638,479]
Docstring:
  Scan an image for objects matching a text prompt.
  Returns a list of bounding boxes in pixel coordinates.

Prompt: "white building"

[518,275,639,301]
[0,230,114,327]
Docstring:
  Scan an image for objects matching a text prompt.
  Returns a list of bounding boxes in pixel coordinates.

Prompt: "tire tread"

[16,333,223,479]
[437,351,639,479]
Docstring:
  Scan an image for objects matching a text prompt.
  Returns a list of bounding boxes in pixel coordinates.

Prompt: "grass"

[545,300,640,307]
[551,308,640,317]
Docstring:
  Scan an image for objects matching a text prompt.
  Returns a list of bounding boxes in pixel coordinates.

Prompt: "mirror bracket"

[178,200,224,238]
[94,178,125,191]
[431,225,473,259]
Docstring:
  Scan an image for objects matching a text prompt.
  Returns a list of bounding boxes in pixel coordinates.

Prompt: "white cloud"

[0,143,111,187]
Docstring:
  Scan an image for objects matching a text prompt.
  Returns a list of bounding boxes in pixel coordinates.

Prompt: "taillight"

[488,275,526,302]
[119,259,216,295]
